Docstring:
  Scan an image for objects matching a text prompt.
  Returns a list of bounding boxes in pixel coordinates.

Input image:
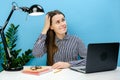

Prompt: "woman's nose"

[61,21,66,26]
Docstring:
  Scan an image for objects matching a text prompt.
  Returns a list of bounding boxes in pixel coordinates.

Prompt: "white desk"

[0,67,120,80]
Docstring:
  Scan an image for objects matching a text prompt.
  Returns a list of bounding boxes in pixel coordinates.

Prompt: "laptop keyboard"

[79,68,86,71]
[70,66,86,71]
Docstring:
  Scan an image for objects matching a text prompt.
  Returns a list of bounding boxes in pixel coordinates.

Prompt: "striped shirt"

[32,33,87,67]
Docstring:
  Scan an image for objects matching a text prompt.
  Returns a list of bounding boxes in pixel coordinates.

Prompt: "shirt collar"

[55,34,70,42]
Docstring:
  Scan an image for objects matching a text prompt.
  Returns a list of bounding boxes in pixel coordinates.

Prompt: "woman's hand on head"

[42,14,50,34]
[52,62,71,69]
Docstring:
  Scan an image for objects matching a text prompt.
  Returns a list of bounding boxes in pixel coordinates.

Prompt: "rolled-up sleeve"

[32,33,47,57]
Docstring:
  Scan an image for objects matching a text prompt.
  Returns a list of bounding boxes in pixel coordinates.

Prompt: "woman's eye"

[55,18,65,24]
[56,21,60,24]
[62,18,65,22]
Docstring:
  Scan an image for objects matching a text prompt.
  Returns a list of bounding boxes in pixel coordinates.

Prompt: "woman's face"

[50,14,67,35]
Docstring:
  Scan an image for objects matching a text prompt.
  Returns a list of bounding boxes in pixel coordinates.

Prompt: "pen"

[54,69,62,73]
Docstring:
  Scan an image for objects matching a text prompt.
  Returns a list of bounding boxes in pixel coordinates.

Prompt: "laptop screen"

[86,42,119,73]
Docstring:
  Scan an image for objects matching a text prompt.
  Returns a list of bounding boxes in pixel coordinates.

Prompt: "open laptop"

[70,42,119,73]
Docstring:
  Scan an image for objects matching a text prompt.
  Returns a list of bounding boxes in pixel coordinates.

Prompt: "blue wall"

[0,0,120,66]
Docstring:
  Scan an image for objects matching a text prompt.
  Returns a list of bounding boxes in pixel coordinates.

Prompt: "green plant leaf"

[0,23,34,70]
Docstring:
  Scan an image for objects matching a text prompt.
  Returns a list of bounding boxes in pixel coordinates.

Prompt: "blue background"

[0,0,120,67]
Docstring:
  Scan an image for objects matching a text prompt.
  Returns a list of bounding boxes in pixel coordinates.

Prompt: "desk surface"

[0,66,120,80]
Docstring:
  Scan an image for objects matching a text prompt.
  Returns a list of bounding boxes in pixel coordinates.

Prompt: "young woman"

[32,10,87,69]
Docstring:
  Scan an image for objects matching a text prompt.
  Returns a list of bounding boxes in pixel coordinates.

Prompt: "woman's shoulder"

[67,34,82,41]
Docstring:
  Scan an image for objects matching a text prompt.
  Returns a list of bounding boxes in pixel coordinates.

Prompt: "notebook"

[70,42,119,73]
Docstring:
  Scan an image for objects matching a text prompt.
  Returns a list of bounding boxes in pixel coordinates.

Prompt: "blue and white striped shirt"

[32,33,87,67]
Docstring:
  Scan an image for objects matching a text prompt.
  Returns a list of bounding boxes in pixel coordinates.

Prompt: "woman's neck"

[56,34,65,39]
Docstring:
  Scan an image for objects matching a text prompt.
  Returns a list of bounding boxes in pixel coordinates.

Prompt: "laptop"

[70,42,119,73]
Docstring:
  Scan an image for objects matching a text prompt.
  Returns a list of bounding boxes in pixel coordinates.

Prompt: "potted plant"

[0,23,34,71]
